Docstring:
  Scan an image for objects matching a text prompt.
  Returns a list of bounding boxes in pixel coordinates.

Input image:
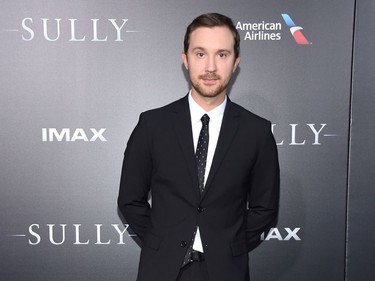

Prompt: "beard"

[190,72,231,98]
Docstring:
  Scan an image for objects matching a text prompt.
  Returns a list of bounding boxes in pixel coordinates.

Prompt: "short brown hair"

[184,13,240,59]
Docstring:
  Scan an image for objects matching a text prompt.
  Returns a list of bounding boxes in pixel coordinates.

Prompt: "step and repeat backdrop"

[1,0,371,281]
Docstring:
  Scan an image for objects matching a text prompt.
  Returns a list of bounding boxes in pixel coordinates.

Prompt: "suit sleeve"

[118,113,153,241]
[246,121,280,251]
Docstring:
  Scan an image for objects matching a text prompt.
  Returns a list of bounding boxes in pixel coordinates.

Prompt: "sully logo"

[271,123,338,146]
[42,128,107,142]
[4,18,142,42]
[9,224,131,245]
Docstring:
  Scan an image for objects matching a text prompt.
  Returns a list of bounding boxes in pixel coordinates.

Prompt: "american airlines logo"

[236,12,311,44]
[42,128,107,142]
[281,14,311,45]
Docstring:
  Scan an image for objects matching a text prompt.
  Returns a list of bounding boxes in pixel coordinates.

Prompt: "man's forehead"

[189,26,235,48]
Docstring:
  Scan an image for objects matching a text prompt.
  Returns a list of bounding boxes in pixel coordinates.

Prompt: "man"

[118,13,280,281]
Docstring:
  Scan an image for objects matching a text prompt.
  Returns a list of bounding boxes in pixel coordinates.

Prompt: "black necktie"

[196,114,210,193]
[181,114,210,267]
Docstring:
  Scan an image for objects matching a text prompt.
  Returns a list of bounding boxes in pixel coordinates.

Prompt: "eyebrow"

[191,47,232,54]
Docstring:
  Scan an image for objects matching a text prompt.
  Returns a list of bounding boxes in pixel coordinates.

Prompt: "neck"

[191,91,226,112]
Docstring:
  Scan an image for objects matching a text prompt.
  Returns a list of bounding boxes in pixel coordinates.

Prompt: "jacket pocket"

[143,231,162,250]
[231,239,248,256]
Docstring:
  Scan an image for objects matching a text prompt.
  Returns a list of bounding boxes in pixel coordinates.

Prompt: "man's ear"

[233,56,240,73]
[182,52,188,70]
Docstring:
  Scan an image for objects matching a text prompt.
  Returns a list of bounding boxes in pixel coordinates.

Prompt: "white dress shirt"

[188,91,226,252]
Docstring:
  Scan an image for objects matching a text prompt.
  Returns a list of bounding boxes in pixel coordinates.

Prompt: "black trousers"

[176,261,210,281]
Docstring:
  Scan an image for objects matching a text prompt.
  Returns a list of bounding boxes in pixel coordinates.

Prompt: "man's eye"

[218,53,228,58]
[196,52,205,58]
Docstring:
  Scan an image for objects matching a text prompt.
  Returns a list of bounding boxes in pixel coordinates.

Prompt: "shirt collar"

[188,90,227,124]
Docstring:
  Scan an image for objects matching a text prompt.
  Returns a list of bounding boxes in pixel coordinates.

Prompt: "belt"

[190,250,205,262]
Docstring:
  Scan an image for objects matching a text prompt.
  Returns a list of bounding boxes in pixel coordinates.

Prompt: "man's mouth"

[200,74,220,84]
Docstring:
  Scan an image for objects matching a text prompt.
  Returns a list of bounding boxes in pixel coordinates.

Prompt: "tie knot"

[201,114,210,126]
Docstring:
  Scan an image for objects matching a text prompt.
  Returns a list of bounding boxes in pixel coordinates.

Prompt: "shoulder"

[228,100,276,148]
[140,96,187,120]
[134,96,188,133]
[228,99,271,128]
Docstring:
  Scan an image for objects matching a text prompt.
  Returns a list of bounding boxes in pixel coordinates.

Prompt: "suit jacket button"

[180,241,187,248]
[197,206,204,213]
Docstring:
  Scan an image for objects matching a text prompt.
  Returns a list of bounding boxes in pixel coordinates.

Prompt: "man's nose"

[205,55,217,72]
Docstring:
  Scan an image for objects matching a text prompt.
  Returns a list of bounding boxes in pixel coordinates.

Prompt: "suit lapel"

[172,95,201,200]
[201,99,240,200]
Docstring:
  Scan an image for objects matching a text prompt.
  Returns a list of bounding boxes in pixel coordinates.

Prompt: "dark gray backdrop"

[0,0,371,280]
[347,0,375,281]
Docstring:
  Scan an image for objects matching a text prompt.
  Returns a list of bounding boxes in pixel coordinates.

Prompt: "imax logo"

[261,227,301,241]
[42,128,107,142]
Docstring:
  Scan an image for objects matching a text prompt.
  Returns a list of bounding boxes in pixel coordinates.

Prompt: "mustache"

[199,73,221,80]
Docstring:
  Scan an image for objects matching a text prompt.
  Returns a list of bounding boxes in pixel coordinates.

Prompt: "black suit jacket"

[118,95,280,281]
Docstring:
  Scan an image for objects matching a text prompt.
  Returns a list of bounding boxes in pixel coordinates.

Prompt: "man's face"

[182,26,240,101]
